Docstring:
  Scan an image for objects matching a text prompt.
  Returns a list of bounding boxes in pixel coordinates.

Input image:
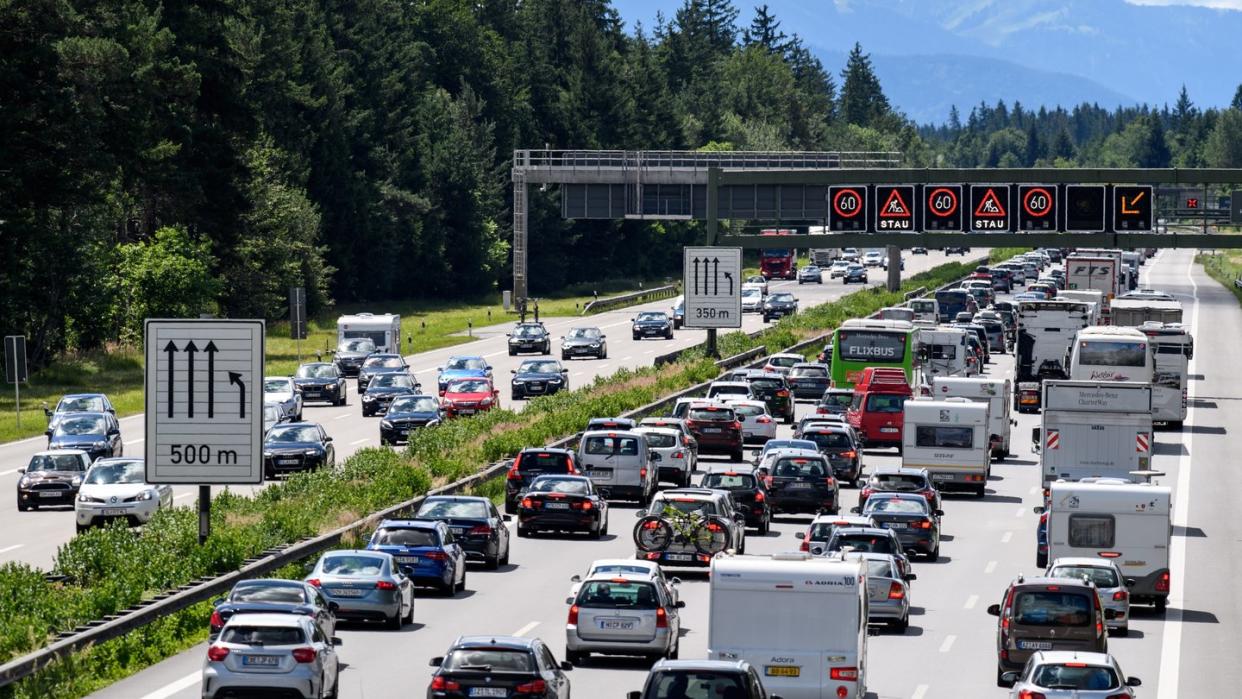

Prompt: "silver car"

[1046,557,1132,636]
[849,551,914,631]
[565,572,683,664]
[741,287,765,313]
[305,550,414,629]
[264,376,303,422]
[202,613,340,699]
[1002,651,1141,698]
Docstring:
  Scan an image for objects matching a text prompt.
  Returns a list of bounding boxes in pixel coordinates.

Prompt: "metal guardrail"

[581,284,678,315]
[904,286,928,301]
[513,149,902,171]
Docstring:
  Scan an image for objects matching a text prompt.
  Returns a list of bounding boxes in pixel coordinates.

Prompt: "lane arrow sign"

[229,371,246,419]
[712,257,720,295]
[205,341,218,418]
[163,340,178,417]
[692,257,701,295]
[723,271,734,295]
[184,341,198,418]
[1121,190,1145,215]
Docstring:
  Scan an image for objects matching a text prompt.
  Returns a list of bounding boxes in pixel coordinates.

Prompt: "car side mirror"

[810,546,824,556]
[511,369,517,374]
[794,532,805,540]
[987,604,1001,616]
[429,656,444,667]
[565,596,574,605]
[505,334,511,337]
[502,514,512,522]
[934,509,944,517]
[904,573,917,582]
[635,510,646,518]
[332,637,343,646]
[999,671,1019,688]
[561,368,569,374]
[650,453,661,462]
[212,597,224,607]
[849,506,861,514]
[44,408,53,417]
[600,334,607,339]
[570,574,581,583]
[671,577,681,585]
[17,469,24,475]
[1127,677,1142,687]
[1125,578,1136,588]
[328,601,340,612]
[627,692,642,699]
[560,661,574,671]
[1032,506,1044,514]
[324,436,333,442]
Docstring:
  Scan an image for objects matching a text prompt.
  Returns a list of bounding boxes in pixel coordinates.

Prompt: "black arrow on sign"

[184,341,198,418]
[723,271,734,295]
[205,341,218,418]
[163,340,178,417]
[692,257,701,295]
[711,258,720,295]
[229,371,246,419]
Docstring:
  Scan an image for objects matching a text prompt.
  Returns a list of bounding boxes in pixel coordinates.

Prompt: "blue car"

[436,356,492,395]
[47,411,122,461]
[366,519,467,595]
[510,358,569,400]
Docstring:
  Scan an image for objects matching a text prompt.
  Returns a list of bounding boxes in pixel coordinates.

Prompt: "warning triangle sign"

[974,188,1007,217]
[879,188,911,218]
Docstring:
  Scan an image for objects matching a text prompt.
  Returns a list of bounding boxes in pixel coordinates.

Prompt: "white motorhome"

[901,397,990,497]
[1014,300,1091,412]
[908,298,939,323]
[918,327,971,378]
[336,313,401,353]
[1069,326,1154,384]
[878,307,915,323]
[709,552,868,699]
[1110,298,1183,327]
[931,376,1014,458]
[1139,322,1193,426]
[1041,479,1171,610]
[1035,381,1153,488]
[1055,289,1105,325]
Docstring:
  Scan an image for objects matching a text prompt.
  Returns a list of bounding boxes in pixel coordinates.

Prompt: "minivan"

[987,576,1109,686]
[577,430,657,504]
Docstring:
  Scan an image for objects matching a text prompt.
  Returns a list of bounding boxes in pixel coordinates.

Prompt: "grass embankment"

[0,282,658,444]
[0,255,1000,699]
[1198,251,1242,304]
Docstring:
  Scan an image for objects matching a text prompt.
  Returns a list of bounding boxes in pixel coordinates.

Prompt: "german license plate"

[242,654,279,666]
[880,427,899,433]
[704,427,721,433]
[39,492,62,498]
[932,474,953,482]
[469,689,508,698]
[1018,640,1053,650]
[279,458,299,465]
[599,618,635,630]
[459,409,476,415]
[328,587,365,597]
[884,522,907,529]
[304,391,320,398]
[588,469,612,480]
[102,508,127,516]
[395,556,418,564]
[664,553,693,562]
[789,482,813,489]
[765,665,800,677]
[545,502,569,510]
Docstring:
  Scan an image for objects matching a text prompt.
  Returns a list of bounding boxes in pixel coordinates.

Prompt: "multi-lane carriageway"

[6,249,1239,698]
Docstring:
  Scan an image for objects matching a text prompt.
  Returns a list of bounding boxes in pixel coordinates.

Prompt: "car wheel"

[892,615,909,633]
[599,348,607,359]
[1036,551,1048,569]
[1114,625,1129,637]
[731,450,744,462]
[386,607,403,630]
[17,501,28,512]
[566,650,585,665]
[590,521,603,540]
[380,437,389,446]
[668,639,680,660]
[1155,597,1168,613]
[665,330,673,339]
[504,499,516,515]
[974,485,986,498]
[633,334,640,341]
[561,353,569,361]
[485,549,500,570]
[510,393,520,402]
[326,667,341,699]
[927,545,940,562]
[758,517,770,535]
[456,568,467,593]
[996,666,1008,687]
[516,526,529,538]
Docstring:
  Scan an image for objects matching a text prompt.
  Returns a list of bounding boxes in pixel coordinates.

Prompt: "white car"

[828,260,852,278]
[725,398,777,444]
[1001,650,1141,698]
[841,248,860,261]
[862,250,885,267]
[75,457,173,532]
[202,613,340,699]
[264,376,303,421]
[741,287,764,313]
[263,402,283,435]
[568,558,681,605]
[634,426,693,487]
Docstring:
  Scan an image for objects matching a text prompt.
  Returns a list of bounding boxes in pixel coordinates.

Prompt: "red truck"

[759,229,797,280]
[847,367,912,451]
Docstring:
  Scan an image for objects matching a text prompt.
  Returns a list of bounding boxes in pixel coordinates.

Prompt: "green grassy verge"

[1198,251,1242,304]
[0,256,993,699]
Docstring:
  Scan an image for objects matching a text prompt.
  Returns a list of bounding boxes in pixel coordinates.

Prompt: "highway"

[85,248,1238,699]
[0,252,964,569]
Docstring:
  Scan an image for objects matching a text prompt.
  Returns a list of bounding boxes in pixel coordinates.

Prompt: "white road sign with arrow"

[144,319,265,484]
[683,246,742,329]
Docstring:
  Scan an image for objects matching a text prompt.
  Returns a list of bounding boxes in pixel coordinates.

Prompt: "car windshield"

[529,477,590,495]
[742,289,762,299]
[372,527,439,547]
[769,294,795,303]
[803,431,852,449]
[830,534,897,554]
[789,366,828,378]
[390,397,438,413]
[416,500,489,519]
[58,396,105,412]
[871,474,928,491]
[866,498,928,514]
[295,364,336,379]
[1031,664,1120,690]
[864,394,906,413]
[338,339,375,353]
[53,416,106,436]
[520,361,561,374]
[370,374,414,388]
[83,461,144,484]
[701,473,756,489]
[264,379,293,393]
[445,357,487,371]
[772,458,827,478]
[267,426,320,443]
[1012,591,1092,626]
[763,440,815,453]
[363,356,404,369]
[577,580,659,609]
[319,554,386,577]
[567,328,600,339]
[640,431,677,448]
[446,379,491,393]
[443,649,536,672]
[1050,565,1121,588]
[513,325,544,338]
[646,671,747,699]
[230,584,308,605]
[636,312,666,322]
[220,625,306,646]
[28,454,85,472]
[687,408,734,422]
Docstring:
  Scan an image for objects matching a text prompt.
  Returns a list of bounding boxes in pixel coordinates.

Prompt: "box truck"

[1034,381,1153,488]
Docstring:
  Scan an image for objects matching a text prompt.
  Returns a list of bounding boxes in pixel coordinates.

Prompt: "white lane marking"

[1159,252,1200,699]
[573,372,584,378]
[984,560,997,574]
[0,468,20,477]
[598,364,610,370]
[644,349,654,355]
[911,684,929,699]
[138,671,200,699]
[1000,531,1013,544]
[964,594,978,610]
[482,350,506,359]
[1028,485,1039,494]
[0,544,24,555]
[124,438,145,445]
[512,621,540,637]
[350,438,369,446]
[938,634,956,653]
[1014,506,1025,518]
[174,493,193,500]
[620,356,632,362]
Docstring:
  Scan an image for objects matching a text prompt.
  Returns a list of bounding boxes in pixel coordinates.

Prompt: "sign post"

[683,247,742,334]
[289,286,307,363]
[4,336,27,430]
[144,319,265,543]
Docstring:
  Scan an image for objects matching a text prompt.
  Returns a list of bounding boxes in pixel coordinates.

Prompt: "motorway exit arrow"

[163,340,178,417]
[205,341,218,418]
[229,371,246,419]
[184,341,198,418]
[723,271,734,295]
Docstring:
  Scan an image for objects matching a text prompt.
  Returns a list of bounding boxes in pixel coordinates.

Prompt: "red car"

[441,378,499,418]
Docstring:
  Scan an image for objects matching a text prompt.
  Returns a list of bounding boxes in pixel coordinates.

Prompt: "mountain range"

[612,0,1242,124]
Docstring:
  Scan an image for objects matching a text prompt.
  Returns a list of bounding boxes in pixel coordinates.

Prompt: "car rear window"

[1067,514,1115,548]
[443,649,535,672]
[789,366,828,378]
[914,425,974,449]
[577,580,660,609]
[872,474,928,490]
[831,534,896,555]
[772,458,827,478]
[1049,565,1121,588]
[641,432,677,448]
[1012,591,1092,626]
[517,452,571,474]
[231,585,307,605]
[221,625,305,646]
[416,500,489,519]
[864,394,905,413]
[320,554,386,576]
[820,393,853,408]
[584,436,640,455]
[803,431,852,449]
[646,671,747,699]
[687,408,735,422]
[863,559,898,578]
[372,527,438,547]
[866,498,927,514]
[701,473,756,489]
[748,378,784,390]
[1031,664,1119,690]
[729,404,764,418]
[529,477,589,495]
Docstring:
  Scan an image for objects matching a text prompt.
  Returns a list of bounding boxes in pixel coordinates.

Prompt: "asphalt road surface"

[85,249,1237,699]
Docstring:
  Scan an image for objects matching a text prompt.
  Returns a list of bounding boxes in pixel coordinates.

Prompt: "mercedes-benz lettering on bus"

[1069,326,1154,384]
[1140,322,1193,426]
[830,319,918,389]
[759,229,797,280]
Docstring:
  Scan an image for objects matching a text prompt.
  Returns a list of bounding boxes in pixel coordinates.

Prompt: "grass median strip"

[0,255,998,698]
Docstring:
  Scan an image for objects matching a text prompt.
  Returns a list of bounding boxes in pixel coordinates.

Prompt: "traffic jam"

[18,247,1188,699]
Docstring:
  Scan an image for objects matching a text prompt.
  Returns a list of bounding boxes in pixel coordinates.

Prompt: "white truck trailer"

[1035,381,1153,488]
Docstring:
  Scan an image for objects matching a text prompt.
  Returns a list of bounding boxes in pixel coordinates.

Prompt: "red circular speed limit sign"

[927,187,958,217]
[1022,187,1053,217]
[833,188,863,218]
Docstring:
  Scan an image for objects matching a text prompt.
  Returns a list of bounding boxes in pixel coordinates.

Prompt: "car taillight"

[656,607,669,628]
[763,476,774,488]
[1156,571,1170,592]
[571,500,593,510]
[829,667,858,681]
[306,578,321,587]
[754,491,765,502]
[840,450,856,459]
[515,679,547,694]
[209,610,224,630]
[1113,590,1128,601]
[376,580,398,590]
[207,645,230,662]
[776,389,790,397]
[756,416,773,424]
[291,647,317,663]
[800,538,810,552]
[567,604,579,625]
[825,478,835,488]
[640,467,647,479]
[861,487,873,500]
[732,421,742,432]
[912,519,932,530]
[507,458,522,480]
[424,551,449,561]
[887,582,905,600]
[430,676,461,691]
[469,525,492,535]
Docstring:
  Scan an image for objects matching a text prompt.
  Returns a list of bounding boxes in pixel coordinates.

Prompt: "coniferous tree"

[838,42,891,128]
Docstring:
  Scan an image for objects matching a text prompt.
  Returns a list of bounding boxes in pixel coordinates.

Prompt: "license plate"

[588,469,612,480]
[469,689,508,698]
[665,553,693,562]
[242,655,280,666]
[545,502,570,510]
[304,392,320,398]
[765,666,801,677]
[459,409,476,415]
[932,474,953,482]
[880,427,899,433]
[599,619,635,630]
[884,522,908,529]
[789,482,813,489]
[1018,641,1053,650]
[328,587,366,597]
[102,508,127,516]
[704,427,722,433]
[278,458,299,465]
[395,556,419,564]
[39,492,63,498]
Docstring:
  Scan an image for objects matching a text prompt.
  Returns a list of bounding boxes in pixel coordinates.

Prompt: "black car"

[800,427,862,483]
[632,311,674,340]
[47,411,122,462]
[856,492,943,560]
[741,371,794,424]
[332,338,376,377]
[16,450,91,510]
[911,246,928,255]
[762,293,798,323]
[43,393,115,440]
[293,362,348,406]
[415,495,512,569]
[263,422,335,479]
[210,579,337,640]
[842,264,868,284]
[765,453,839,515]
[505,448,578,513]
[561,326,607,360]
[511,359,569,400]
[380,395,442,445]
[786,362,831,400]
[428,635,572,699]
[816,388,854,416]
[357,353,410,393]
[671,297,685,329]
[508,322,552,356]
[945,246,970,255]
[699,468,771,534]
[362,373,420,416]
[515,475,608,538]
